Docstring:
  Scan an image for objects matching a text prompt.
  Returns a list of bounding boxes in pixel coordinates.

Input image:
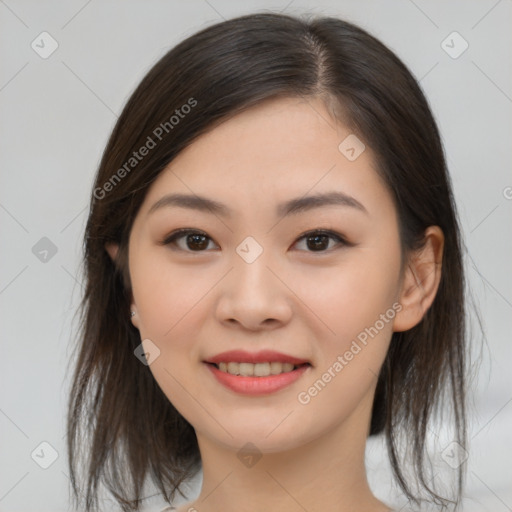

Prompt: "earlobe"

[393,226,444,332]
[130,307,139,328]
[105,242,119,261]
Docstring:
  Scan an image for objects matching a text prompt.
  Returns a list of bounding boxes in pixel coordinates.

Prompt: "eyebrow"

[148,191,368,218]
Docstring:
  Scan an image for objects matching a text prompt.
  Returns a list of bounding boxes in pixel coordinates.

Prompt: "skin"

[107,96,444,512]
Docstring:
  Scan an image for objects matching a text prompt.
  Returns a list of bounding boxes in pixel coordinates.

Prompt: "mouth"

[203,359,312,395]
[203,350,312,395]
[205,361,311,377]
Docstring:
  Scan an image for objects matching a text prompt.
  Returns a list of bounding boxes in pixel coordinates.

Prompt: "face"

[127,96,405,453]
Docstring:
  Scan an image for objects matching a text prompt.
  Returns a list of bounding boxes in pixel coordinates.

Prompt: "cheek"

[131,250,215,340]
[129,252,216,418]
[297,249,401,349]
[291,263,399,439]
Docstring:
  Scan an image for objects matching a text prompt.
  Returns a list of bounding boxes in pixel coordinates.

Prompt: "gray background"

[0,1,510,511]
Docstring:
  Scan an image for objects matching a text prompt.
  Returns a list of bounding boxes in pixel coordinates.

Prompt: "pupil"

[308,234,328,251]
[188,234,208,250]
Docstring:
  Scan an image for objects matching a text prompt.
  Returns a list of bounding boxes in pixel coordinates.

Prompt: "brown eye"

[293,230,349,252]
[162,229,218,252]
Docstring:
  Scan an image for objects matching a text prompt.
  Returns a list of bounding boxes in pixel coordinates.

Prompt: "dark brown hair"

[66,11,468,511]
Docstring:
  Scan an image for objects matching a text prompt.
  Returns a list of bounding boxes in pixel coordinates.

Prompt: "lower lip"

[204,363,310,395]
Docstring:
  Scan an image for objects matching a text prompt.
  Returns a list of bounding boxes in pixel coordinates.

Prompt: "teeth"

[216,361,297,376]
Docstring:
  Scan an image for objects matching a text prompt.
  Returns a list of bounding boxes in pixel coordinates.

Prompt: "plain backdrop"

[0,1,511,511]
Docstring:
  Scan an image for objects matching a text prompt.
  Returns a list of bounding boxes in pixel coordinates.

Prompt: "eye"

[293,230,350,253]
[161,229,219,252]
[161,228,351,253]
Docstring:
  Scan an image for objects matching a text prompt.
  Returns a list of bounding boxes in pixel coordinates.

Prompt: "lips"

[203,350,311,395]
[204,349,311,366]
[205,361,311,395]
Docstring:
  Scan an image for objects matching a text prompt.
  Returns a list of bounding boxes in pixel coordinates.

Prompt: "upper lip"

[204,350,310,365]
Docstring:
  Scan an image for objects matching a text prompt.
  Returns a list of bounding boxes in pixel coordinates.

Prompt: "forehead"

[141,96,394,220]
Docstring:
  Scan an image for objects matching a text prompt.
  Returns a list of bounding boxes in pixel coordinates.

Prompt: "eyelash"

[160,228,352,254]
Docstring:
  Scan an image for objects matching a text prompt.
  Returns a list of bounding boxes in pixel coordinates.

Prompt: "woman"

[66,11,468,512]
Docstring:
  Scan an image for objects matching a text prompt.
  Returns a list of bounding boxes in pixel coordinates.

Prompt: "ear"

[105,242,119,261]
[105,241,139,327]
[393,226,444,332]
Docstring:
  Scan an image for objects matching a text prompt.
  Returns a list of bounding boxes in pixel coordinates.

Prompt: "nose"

[214,247,293,332]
